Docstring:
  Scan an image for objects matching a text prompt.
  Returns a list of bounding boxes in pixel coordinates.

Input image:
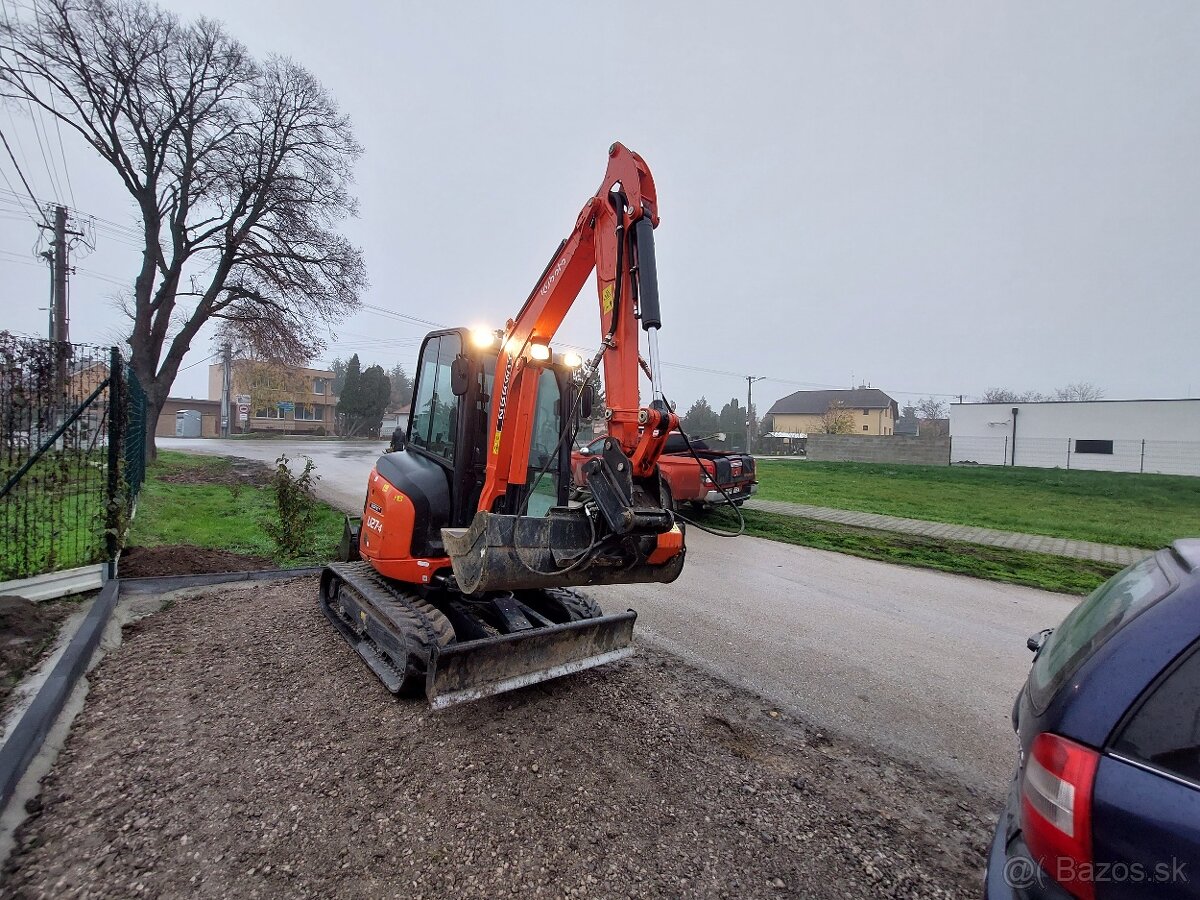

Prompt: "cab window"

[524,367,561,517]
[409,334,461,465]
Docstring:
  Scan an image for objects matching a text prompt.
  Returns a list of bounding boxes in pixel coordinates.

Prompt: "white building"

[950,399,1200,476]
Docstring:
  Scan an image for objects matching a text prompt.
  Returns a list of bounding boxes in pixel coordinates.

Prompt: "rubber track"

[543,587,603,621]
[327,562,455,674]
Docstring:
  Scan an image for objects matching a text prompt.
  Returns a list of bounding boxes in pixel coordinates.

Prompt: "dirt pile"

[155,458,271,487]
[2,577,990,898]
[118,545,274,578]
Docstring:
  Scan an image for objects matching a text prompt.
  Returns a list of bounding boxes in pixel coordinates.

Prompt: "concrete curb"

[117,567,322,595]
[0,566,323,825]
[0,580,118,814]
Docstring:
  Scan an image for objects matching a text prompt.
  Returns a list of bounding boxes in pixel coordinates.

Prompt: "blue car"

[985,539,1200,900]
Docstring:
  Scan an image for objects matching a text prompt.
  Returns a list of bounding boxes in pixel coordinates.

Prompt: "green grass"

[729,508,1122,595]
[754,460,1200,549]
[129,451,343,565]
[1,452,109,580]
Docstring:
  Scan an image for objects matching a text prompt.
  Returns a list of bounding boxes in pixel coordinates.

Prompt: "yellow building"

[208,361,338,434]
[764,388,898,436]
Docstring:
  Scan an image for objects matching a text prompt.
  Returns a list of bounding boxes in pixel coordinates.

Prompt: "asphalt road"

[158,437,1079,791]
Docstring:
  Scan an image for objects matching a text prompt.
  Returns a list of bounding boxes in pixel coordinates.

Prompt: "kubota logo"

[540,257,569,295]
[493,357,515,453]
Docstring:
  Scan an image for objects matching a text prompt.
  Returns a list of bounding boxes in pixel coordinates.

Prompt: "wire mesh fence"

[949,435,1200,476]
[0,334,147,582]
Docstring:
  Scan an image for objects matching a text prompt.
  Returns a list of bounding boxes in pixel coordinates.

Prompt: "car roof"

[1044,551,1200,748]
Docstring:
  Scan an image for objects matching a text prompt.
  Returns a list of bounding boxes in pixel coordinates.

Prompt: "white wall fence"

[949,436,1200,476]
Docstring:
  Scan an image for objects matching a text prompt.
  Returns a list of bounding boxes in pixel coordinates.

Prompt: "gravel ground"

[2,577,992,899]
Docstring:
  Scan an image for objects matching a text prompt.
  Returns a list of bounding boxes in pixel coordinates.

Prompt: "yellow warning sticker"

[492,432,502,454]
[601,284,614,314]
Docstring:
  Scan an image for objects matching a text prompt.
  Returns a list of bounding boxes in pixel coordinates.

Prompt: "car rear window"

[1029,555,1171,711]
[665,434,709,454]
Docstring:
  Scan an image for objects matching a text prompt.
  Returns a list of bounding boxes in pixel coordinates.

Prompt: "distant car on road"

[984,540,1200,900]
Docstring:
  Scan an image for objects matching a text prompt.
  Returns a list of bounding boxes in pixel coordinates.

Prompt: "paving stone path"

[745,498,1150,567]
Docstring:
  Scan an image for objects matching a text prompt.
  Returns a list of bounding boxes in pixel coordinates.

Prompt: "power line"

[44,88,75,208]
[178,352,216,373]
[0,127,44,225]
[358,303,964,400]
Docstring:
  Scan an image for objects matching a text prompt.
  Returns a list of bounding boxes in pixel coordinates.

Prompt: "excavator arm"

[443,142,686,594]
[478,141,674,512]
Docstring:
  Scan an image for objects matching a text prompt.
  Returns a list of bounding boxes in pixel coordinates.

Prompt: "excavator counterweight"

[320,144,686,706]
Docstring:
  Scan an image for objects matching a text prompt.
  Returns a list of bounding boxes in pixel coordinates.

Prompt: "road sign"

[278,401,294,413]
[235,394,251,405]
[237,403,249,421]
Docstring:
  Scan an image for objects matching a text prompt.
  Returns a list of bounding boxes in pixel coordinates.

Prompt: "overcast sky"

[2,1,1198,411]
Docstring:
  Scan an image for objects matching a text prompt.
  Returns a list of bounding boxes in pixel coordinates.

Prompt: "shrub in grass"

[262,454,321,558]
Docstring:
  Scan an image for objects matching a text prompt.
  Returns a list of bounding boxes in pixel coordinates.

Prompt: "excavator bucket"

[426,610,636,709]
[441,506,686,595]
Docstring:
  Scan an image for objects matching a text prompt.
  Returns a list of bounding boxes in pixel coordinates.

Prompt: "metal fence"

[0,334,147,582]
[949,435,1200,476]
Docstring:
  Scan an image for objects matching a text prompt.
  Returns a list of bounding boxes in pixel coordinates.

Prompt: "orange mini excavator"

[320,143,686,708]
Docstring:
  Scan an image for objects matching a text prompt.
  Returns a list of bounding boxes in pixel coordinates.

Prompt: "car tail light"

[1021,732,1100,900]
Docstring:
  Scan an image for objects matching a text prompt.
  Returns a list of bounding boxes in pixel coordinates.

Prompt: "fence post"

[1140,439,1145,474]
[1004,435,1009,466]
[105,347,123,580]
[1066,438,1071,470]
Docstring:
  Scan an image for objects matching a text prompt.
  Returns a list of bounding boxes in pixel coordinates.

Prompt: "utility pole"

[745,375,765,453]
[220,342,232,437]
[40,205,82,403]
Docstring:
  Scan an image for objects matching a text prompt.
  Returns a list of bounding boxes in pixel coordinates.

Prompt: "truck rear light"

[1021,732,1099,900]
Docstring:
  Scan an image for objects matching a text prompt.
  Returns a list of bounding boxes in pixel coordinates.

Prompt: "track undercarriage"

[319,561,636,709]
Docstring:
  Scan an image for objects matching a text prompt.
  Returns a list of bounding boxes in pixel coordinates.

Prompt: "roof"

[767,388,898,418]
[894,415,920,436]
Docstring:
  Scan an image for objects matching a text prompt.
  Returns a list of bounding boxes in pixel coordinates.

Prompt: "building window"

[313,378,328,395]
[861,409,870,415]
[1074,439,1114,455]
[255,405,281,419]
[295,403,323,421]
[862,424,869,431]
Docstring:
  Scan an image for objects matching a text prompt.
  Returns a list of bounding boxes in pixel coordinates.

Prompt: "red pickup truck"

[571,433,757,512]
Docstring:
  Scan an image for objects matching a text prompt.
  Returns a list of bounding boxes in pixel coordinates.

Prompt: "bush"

[261,454,320,557]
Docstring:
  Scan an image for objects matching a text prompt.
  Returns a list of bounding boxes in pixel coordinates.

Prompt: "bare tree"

[816,401,854,434]
[980,388,1050,403]
[913,396,949,436]
[1054,382,1104,402]
[982,384,1102,403]
[1,0,366,455]
[915,396,947,420]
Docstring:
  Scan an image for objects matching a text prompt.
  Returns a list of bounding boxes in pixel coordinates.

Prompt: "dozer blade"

[426,610,636,710]
[442,507,685,594]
